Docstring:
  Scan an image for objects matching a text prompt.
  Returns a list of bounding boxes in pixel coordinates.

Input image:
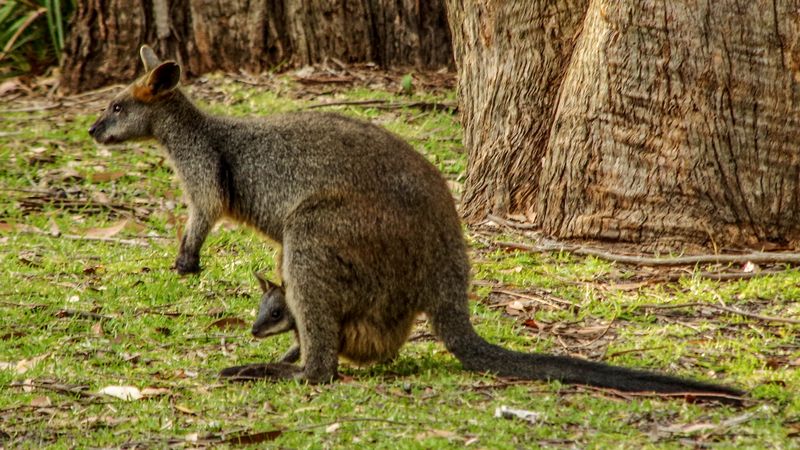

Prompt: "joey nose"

[88,123,97,136]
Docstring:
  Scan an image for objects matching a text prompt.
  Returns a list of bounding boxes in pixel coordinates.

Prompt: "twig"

[13,228,150,247]
[305,99,456,112]
[491,288,574,309]
[495,241,800,266]
[636,302,800,325]
[605,345,669,358]
[306,99,388,109]
[56,309,113,321]
[578,385,745,404]
[9,381,100,399]
[0,102,61,113]
[653,270,785,282]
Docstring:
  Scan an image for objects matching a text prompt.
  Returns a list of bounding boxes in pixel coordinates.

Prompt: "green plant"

[0,0,74,78]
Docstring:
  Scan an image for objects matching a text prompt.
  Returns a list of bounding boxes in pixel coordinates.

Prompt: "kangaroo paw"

[172,256,200,274]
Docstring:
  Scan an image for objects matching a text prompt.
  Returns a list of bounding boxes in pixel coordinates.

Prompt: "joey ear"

[140,45,162,72]
[254,272,269,293]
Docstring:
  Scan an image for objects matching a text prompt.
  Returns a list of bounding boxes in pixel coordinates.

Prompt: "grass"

[0,0,75,78]
[0,73,798,448]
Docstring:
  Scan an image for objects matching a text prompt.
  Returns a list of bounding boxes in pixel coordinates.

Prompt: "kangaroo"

[252,272,300,363]
[89,45,742,401]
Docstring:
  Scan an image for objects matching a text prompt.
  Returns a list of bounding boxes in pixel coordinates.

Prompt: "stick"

[491,288,574,309]
[305,99,388,109]
[495,241,800,266]
[13,228,150,247]
[636,302,800,325]
[56,309,113,321]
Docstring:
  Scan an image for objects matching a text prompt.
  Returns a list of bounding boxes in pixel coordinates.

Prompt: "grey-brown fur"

[89,46,742,401]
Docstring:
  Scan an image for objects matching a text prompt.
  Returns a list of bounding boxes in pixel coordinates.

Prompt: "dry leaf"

[90,171,126,183]
[415,429,459,440]
[207,317,248,330]
[505,300,526,316]
[98,385,142,401]
[90,191,111,205]
[14,353,49,374]
[91,322,104,336]
[325,423,341,433]
[175,404,197,415]
[494,405,542,425]
[83,219,128,239]
[30,396,52,407]
[0,79,21,96]
[141,387,171,398]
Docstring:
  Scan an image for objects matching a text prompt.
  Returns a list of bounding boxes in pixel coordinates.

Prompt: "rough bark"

[446,1,589,222]
[61,0,451,93]
[538,0,800,248]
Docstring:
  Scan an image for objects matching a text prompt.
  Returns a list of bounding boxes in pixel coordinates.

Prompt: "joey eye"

[270,309,282,319]
[112,104,122,113]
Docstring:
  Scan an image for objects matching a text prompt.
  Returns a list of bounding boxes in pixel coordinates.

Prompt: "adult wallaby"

[89,45,742,400]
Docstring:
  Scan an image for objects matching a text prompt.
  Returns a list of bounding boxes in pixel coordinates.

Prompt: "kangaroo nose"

[88,124,97,136]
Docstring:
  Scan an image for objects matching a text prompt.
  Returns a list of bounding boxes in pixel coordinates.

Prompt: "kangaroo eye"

[270,309,282,319]
[112,104,122,113]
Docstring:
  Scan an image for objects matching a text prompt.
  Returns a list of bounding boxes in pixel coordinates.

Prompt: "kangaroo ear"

[134,61,180,102]
[140,45,162,72]
[147,61,181,94]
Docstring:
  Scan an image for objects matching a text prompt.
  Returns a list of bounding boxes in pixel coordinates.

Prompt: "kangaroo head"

[89,46,181,144]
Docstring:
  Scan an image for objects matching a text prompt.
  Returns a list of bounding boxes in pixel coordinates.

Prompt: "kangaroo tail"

[430,307,743,401]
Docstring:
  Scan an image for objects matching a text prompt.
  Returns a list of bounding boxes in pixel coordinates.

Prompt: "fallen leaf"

[325,423,341,433]
[98,385,142,401]
[40,168,83,185]
[15,353,49,374]
[90,191,111,205]
[415,429,459,440]
[523,319,539,329]
[141,387,171,398]
[30,396,52,407]
[83,219,128,239]
[91,322,104,336]
[175,404,197,415]
[90,171,126,183]
[207,317,248,330]
[494,405,542,425]
[28,147,55,165]
[0,79,21,96]
[505,300,526,316]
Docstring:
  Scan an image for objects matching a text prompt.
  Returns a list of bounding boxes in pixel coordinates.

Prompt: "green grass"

[0,76,798,448]
[0,0,75,78]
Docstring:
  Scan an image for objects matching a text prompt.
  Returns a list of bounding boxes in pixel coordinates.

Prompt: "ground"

[0,67,798,448]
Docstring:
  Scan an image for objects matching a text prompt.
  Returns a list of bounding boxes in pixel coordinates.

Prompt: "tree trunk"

[451,0,800,249]
[61,0,451,93]
[445,1,589,222]
[539,0,800,248]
